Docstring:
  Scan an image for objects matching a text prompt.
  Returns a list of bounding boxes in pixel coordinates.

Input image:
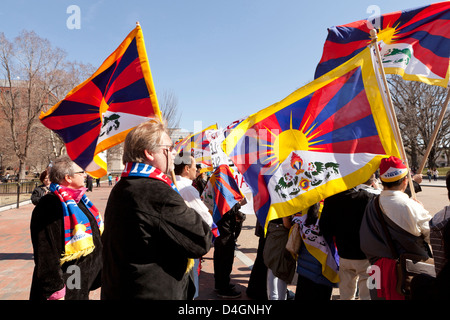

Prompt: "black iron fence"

[0,180,39,208]
[0,180,38,194]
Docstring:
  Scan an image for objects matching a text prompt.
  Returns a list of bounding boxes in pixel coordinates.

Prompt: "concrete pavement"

[0,180,448,300]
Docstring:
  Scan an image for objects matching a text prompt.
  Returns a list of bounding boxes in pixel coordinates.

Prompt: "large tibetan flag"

[40,24,161,178]
[315,1,450,87]
[175,124,218,172]
[224,48,400,231]
[201,164,245,224]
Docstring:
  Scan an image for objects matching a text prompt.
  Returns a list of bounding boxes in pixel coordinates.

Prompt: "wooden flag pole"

[370,29,417,199]
[417,88,450,174]
[170,169,178,188]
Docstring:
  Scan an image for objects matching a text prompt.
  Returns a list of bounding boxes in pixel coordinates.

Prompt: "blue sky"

[0,0,435,133]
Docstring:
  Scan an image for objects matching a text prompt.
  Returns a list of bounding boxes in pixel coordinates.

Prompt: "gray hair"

[122,118,168,164]
[48,155,75,184]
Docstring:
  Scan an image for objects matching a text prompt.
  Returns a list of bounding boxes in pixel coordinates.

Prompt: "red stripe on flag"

[65,80,105,106]
[107,98,157,117]
[397,37,449,78]
[105,57,144,102]
[65,124,101,160]
[318,39,369,64]
[397,18,450,39]
[312,135,385,154]
[300,68,359,132]
[40,113,100,130]
[309,89,372,138]
[397,3,449,32]
[380,11,402,29]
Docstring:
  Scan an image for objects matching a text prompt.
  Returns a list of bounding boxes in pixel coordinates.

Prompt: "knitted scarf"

[122,162,194,273]
[50,183,104,265]
[121,162,179,192]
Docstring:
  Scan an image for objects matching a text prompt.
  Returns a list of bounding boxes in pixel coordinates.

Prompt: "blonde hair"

[122,118,168,164]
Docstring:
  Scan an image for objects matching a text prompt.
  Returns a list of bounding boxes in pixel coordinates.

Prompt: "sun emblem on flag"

[260,111,323,173]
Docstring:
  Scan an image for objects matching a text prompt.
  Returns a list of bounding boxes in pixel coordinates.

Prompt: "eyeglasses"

[157,144,175,152]
[73,171,85,175]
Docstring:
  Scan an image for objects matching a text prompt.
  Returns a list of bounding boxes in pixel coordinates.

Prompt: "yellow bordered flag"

[40,24,161,178]
[224,47,400,231]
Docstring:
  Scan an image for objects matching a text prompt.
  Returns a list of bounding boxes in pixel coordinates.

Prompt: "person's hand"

[239,198,247,206]
[413,174,423,184]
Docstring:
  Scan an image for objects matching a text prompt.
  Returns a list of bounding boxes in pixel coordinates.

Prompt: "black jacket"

[30,185,49,205]
[319,188,376,260]
[101,176,212,300]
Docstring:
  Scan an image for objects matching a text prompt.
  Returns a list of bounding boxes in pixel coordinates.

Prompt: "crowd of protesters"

[28,119,450,300]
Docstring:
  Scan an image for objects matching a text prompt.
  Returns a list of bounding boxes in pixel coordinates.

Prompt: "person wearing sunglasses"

[101,119,212,300]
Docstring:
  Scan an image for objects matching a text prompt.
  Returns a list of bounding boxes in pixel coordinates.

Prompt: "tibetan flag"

[40,24,161,178]
[315,1,450,87]
[201,164,245,224]
[175,124,218,172]
[224,48,400,231]
[292,209,339,283]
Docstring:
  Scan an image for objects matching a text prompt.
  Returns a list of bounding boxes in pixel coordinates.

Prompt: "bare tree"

[159,89,181,129]
[388,75,450,169]
[0,30,68,178]
[0,30,180,177]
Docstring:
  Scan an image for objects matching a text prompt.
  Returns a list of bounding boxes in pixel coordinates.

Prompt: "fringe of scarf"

[50,183,104,266]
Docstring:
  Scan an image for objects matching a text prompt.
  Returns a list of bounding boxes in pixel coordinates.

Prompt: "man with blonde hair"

[101,119,212,300]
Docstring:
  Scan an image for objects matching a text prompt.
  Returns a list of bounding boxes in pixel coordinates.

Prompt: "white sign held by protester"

[206,118,255,215]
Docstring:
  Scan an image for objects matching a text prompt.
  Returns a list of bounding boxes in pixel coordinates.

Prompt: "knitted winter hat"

[379,156,408,182]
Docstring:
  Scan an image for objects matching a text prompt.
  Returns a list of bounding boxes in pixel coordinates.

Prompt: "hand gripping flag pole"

[370,29,417,199]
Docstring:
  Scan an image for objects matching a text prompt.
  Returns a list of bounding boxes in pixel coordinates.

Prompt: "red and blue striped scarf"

[122,162,179,192]
[50,183,104,265]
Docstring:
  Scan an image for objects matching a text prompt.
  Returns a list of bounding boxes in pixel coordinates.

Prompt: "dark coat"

[101,176,212,300]
[30,185,49,205]
[360,197,431,264]
[29,193,102,300]
[319,188,376,260]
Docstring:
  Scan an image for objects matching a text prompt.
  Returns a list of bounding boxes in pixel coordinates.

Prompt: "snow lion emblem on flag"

[274,152,340,199]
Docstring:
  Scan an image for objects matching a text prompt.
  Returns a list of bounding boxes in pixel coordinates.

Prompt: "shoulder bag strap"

[373,195,399,259]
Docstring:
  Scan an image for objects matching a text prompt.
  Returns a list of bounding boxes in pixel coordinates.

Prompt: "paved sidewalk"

[0,182,447,300]
[0,183,302,301]
[0,183,265,300]
[0,185,112,300]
